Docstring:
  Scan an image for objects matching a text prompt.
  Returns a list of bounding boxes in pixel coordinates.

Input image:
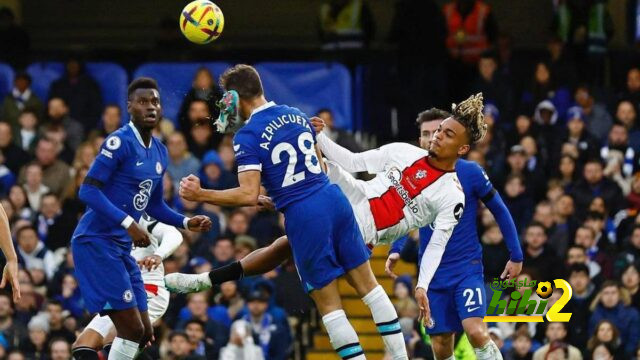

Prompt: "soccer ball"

[179,0,224,44]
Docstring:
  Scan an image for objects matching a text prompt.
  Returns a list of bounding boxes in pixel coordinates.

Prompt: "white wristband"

[121,215,135,229]
[183,217,191,230]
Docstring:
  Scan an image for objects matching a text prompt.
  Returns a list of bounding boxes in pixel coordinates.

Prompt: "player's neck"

[426,155,456,171]
[133,122,152,147]
[243,96,268,117]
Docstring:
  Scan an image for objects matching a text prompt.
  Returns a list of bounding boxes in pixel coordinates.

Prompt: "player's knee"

[120,318,145,342]
[465,325,490,347]
[431,335,454,359]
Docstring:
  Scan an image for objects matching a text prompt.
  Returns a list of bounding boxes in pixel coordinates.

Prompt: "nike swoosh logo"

[468,306,480,312]
[233,144,240,151]
[136,161,144,166]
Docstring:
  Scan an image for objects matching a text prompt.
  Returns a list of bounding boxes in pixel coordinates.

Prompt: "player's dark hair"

[450,93,488,144]
[127,77,159,98]
[219,64,264,99]
[416,108,451,126]
[567,263,590,277]
[185,319,206,330]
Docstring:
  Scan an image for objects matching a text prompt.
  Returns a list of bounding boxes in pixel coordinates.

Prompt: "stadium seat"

[0,63,15,102]
[133,62,231,126]
[255,62,353,130]
[27,62,129,123]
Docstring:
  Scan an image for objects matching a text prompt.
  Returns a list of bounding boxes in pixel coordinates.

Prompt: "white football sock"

[362,285,408,360]
[474,340,503,360]
[108,337,139,360]
[322,310,365,360]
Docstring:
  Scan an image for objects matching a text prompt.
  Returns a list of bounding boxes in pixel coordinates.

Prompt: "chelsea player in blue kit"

[387,108,524,360]
[178,65,407,360]
[71,78,212,360]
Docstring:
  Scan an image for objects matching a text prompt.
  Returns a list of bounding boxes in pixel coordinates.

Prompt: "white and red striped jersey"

[318,134,465,246]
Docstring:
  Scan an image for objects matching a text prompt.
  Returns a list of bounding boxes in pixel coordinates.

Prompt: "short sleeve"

[432,180,465,231]
[470,162,494,199]
[90,134,128,182]
[233,131,262,173]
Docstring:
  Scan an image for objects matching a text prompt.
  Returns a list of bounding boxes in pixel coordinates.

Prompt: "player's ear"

[457,144,470,157]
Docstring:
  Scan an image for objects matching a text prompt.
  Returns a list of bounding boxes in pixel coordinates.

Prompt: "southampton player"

[386,108,523,360]
[178,64,407,360]
[73,215,182,359]
[71,78,212,360]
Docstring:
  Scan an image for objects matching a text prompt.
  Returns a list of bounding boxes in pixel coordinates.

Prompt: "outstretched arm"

[0,205,19,302]
[180,170,261,207]
[316,132,387,174]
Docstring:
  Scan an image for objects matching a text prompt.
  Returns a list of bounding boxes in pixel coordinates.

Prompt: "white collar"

[246,101,275,124]
[128,121,151,149]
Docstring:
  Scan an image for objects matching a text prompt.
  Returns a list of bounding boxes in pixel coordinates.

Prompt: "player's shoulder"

[439,172,465,199]
[455,158,483,174]
[100,125,132,156]
[382,142,427,157]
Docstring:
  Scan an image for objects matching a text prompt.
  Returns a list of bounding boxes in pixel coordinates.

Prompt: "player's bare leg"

[309,279,365,360]
[345,261,408,359]
[72,328,104,360]
[430,333,455,360]
[165,236,291,293]
[107,308,145,360]
[462,317,502,359]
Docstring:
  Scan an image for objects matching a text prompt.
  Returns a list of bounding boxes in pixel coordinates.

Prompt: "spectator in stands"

[167,132,201,188]
[575,224,613,279]
[316,109,363,152]
[91,104,121,138]
[318,0,375,49]
[200,150,238,191]
[504,144,546,201]
[0,292,27,350]
[22,163,48,212]
[16,226,55,280]
[566,264,595,349]
[469,51,514,119]
[557,155,578,189]
[520,135,548,195]
[442,0,497,65]
[0,7,30,68]
[53,273,83,318]
[523,222,561,280]
[546,35,577,89]
[502,174,533,234]
[619,67,640,107]
[36,193,74,251]
[49,58,103,131]
[220,319,265,360]
[601,123,636,180]
[44,301,74,344]
[586,320,624,359]
[215,281,245,320]
[178,68,222,133]
[177,293,228,355]
[241,289,291,360]
[9,185,33,221]
[43,97,84,151]
[504,332,533,360]
[481,224,510,282]
[589,281,640,357]
[207,237,235,269]
[167,331,205,360]
[21,315,48,360]
[186,100,221,157]
[590,342,616,360]
[48,337,71,360]
[574,84,613,142]
[571,159,624,220]
[19,138,71,198]
[15,109,39,154]
[185,319,216,359]
[620,263,640,309]
[531,100,562,170]
[7,350,26,360]
[561,106,601,167]
[532,323,581,360]
[0,73,43,127]
[522,62,571,120]
[567,244,603,284]
[0,122,30,175]
[61,165,88,220]
[615,100,640,152]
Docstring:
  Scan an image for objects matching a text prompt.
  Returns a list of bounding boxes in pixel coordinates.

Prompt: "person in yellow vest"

[443,0,498,65]
[319,0,375,49]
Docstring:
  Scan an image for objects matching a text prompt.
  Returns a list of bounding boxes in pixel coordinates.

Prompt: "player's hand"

[310,116,325,134]
[179,175,203,201]
[500,260,523,280]
[128,222,151,247]
[385,253,400,279]
[257,195,275,212]
[138,255,163,271]
[187,215,212,232]
[0,260,20,303]
[415,287,432,328]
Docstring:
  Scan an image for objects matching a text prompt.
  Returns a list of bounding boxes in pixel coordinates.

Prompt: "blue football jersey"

[420,159,493,289]
[233,102,329,210]
[72,123,168,243]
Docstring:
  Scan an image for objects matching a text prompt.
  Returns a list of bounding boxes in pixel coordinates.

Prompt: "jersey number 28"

[271,132,321,187]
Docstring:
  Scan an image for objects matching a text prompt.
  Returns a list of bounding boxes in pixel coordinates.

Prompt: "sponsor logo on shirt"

[386,167,419,214]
